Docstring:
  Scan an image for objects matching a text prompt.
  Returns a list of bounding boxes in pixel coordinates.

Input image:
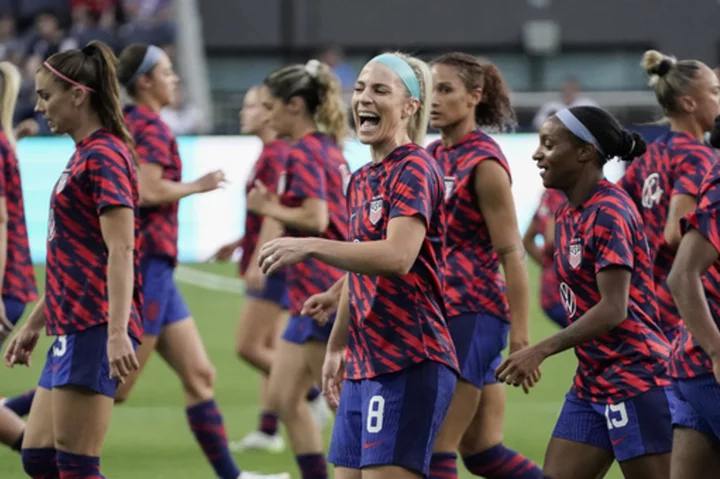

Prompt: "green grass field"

[0,263,624,478]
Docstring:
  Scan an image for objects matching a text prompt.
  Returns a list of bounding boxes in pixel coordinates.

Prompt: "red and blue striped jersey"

[345,143,458,380]
[240,139,289,275]
[45,129,143,340]
[533,189,566,312]
[555,180,670,403]
[124,104,181,264]
[0,129,37,303]
[670,162,720,379]
[427,131,510,320]
[618,131,716,336]
[279,132,348,316]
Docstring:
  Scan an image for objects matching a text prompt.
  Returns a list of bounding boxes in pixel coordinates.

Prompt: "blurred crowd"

[0,0,177,136]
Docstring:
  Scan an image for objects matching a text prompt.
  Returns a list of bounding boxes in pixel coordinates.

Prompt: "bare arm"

[665,194,697,247]
[303,216,426,277]
[248,216,284,270]
[327,275,350,350]
[476,160,530,350]
[100,206,135,336]
[22,294,46,330]
[537,266,630,357]
[668,229,720,358]
[139,163,222,207]
[522,219,543,266]
[261,198,329,234]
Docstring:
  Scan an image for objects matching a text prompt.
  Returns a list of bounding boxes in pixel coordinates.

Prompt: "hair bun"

[305,59,321,79]
[81,44,97,56]
[642,50,676,86]
[620,131,647,162]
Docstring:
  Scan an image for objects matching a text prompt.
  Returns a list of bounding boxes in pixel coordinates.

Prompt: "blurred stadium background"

[1,0,717,477]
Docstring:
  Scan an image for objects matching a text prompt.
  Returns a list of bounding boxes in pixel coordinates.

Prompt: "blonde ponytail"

[389,52,432,146]
[312,60,348,146]
[0,62,21,147]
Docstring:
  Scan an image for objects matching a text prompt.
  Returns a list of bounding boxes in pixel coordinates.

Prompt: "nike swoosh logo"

[611,436,626,446]
[363,441,382,449]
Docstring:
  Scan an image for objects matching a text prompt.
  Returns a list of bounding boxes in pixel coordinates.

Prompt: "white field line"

[174,265,245,294]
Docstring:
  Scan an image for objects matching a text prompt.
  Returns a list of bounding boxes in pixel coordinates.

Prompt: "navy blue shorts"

[245,274,289,309]
[552,388,675,461]
[328,360,456,476]
[38,324,140,398]
[142,256,190,336]
[282,314,334,344]
[543,303,568,328]
[672,375,720,441]
[449,313,508,389]
[4,296,26,326]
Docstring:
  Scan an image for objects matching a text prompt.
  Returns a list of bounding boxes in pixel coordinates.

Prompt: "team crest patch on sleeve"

[369,196,384,225]
[568,240,582,269]
[55,170,70,194]
[444,176,455,201]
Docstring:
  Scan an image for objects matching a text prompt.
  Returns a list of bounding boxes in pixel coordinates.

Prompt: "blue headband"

[554,108,606,157]
[370,53,420,99]
[126,45,165,86]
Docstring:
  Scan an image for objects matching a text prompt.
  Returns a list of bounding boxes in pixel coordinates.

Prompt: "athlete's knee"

[182,362,216,399]
[236,340,262,366]
[22,448,58,478]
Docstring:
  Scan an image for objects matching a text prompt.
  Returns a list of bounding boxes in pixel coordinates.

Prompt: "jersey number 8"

[366,395,385,433]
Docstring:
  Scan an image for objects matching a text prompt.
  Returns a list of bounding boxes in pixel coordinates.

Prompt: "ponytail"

[0,62,20,147]
[388,52,432,145]
[43,40,138,165]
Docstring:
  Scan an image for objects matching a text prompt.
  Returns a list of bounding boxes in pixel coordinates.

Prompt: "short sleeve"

[388,158,438,228]
[592,207,634,274]
[682,176,720,254]
[672,151,714,197]
[285,148,326,201]
[88,152,134,215]
[134,120,174,169]
[255,149,284,195]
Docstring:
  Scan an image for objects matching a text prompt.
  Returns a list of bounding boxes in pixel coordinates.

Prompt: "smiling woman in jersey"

[496,106,675,479]
[258,52,459,479]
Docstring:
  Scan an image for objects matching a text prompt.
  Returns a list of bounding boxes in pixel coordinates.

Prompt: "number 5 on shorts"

[366,395,385,433]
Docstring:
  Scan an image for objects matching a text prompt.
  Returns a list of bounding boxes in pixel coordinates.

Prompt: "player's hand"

[302,291,339,326]
[0,301,11,343]
[495,344,544,394]
[322,348,345,408]
[244,264,266,293]
[246,180,272,214]
[4,324,41,368]
[15,119,39,140]
[259,238,310,276]
[195,170,226,193]
[214,241,238,262]
[107,332,139,383]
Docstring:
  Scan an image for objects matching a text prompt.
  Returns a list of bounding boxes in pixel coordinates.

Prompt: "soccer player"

[497,106,674,479]
[0,61,39,421]
[243,59,348,479]
[665,122,720,479]
[523,189,567,329]
[258,52,459,479]
[618,50,719,343]
[424,52,542,479]
[215,85,292,453]
[115,44,288,479]
[5,40,142,479]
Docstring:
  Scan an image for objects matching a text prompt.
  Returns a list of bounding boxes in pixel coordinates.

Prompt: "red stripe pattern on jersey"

[124,104,181,264]
[278,132,348,316]
[0,129,37,302]
[427,131,510,320]
[345,143,458,380]
[533,189,566,312]
[670,162,720,378]
[555,180,669,404]
[618,132,716,334]
[45,129,143,340]
[240,139,289,275]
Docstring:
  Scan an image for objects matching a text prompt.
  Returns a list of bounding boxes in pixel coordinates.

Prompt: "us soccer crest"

[444,176,455,201]
[55,170,70,194]
[369,197,383,225]
[568,242,582,269]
